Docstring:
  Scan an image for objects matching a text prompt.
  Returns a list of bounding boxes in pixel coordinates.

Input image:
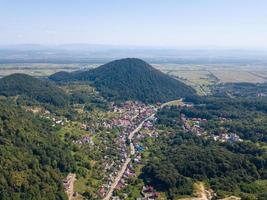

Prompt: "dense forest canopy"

[212,82,267,98]
[0,101,76,200]
[184,96,267,142]
[0,73,69,107]
[142,105,267,199]
[49,58,196,103]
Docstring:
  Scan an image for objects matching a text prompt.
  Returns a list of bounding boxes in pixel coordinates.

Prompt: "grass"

[57,122,90,140]
[211,70,266,83]
[161,69,217,95]
[0,63,97,77]
[169,70,214,85]
[74,177,88,194]
[162,99,184,107]
[124,182,144,200]
[74,172,102,194]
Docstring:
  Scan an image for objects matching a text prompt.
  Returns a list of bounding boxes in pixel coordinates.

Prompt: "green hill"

[0,73,69,107]
[50,58,195,103]
[0,101,75,199]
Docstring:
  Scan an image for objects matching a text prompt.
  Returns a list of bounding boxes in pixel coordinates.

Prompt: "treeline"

[141,106,267,199]
[183,96,267,142]
[212,82,267,98]
[0,101,76,200]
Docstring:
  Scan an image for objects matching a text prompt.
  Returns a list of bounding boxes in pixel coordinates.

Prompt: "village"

[25,101,160,200]
[180,113,243,143]
[27,99,244,200]
[97,101,158,199]
[32,99,244,200]
[105,112,159,200]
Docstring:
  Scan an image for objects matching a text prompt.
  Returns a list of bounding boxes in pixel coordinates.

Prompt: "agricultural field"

[153,65,217,95]
[154,63,267,83]
[250,71,267,79]
[153,64,267,95]
[0,63,97,77]
[210,70,266,83]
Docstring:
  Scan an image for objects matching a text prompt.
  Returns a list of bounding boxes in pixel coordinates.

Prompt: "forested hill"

[0,73,69,107]
[0,101,75,199]
[49,58,196,103]
[213,82,267,98]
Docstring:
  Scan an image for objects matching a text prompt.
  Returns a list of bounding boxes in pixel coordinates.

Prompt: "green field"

[0,63,98,77]
[153,64,267,95]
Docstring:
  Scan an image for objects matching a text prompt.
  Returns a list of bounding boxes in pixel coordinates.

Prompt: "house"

[229,133,242,142]
[98,186,106,197]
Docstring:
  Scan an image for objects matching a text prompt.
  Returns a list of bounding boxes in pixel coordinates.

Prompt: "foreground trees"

[141,103,267,199]
[0,101,76,200]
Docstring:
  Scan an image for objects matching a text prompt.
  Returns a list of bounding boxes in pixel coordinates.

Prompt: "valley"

[0,58,266,200]
[2,1,267,200]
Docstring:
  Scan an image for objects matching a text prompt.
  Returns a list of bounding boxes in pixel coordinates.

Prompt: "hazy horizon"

[1,0,267,48]
[1,43,267,52]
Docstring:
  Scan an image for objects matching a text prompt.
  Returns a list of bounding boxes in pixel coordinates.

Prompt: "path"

[64,173,76,200]
[179,182,213,200]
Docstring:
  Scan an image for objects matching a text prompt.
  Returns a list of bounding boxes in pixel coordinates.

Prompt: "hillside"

[50,58,196,103]
[212,82,267,98]
[141,104,267,199]
[0,73,69,107]
[0,101,75,199]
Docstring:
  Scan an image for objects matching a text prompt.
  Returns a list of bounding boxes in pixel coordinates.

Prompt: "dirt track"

[64,173,76,200]
[179,183,213,200]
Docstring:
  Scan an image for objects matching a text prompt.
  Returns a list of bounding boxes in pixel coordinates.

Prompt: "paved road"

[103,112,156,200]
[103,157,131,200]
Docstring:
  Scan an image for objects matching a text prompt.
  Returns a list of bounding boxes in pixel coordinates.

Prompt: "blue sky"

[1,0,267,48]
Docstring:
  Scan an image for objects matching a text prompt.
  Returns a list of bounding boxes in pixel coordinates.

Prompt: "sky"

[1,0,267,48]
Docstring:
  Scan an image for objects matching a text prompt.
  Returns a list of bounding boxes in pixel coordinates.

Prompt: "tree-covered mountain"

[0,73,69,107]
[0,101,76,200]
[142,105,267,199]
[50,58,196,103]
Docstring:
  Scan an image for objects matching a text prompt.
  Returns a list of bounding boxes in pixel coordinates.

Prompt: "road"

[103,157,131,200]
[103,112,156,200]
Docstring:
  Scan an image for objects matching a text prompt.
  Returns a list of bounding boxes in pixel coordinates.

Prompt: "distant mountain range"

[1,44,267,64]
[50,58,196,103]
